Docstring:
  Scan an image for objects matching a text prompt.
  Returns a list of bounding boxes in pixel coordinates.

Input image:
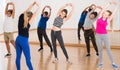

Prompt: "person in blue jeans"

[15,1,40,70]
[37,5,53,52]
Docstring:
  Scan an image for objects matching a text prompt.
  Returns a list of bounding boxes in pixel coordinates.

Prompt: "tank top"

[96,17,108,34]
[18,14,30,38]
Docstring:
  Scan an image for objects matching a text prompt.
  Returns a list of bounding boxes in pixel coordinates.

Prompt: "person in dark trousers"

[37,5,53,52]
[83,5,102,57]
[77,4,96,41]
[3,2,15,57]
[15,1,40,70]
[51,3,74,64]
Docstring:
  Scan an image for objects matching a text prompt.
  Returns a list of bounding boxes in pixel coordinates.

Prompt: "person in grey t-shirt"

[83,5,102,57]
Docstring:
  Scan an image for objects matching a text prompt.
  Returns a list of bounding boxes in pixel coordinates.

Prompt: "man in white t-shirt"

[3,2,15,57]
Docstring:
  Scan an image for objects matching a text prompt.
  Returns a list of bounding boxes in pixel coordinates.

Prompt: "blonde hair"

[23,11,33,28]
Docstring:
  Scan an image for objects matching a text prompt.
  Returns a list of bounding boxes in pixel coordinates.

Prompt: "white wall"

[0,0,120,34]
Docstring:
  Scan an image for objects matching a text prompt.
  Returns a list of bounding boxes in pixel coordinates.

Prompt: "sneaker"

[98,63,103,68]
[5,53,11,57]
[38,48,43,52]
[96,53,99,56]
[52,58,58,63]
[112,63,118,69]
[86,54,90,57]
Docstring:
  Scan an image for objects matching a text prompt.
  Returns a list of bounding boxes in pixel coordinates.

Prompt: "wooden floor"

[0,29,120,70]
[0,43,120,70]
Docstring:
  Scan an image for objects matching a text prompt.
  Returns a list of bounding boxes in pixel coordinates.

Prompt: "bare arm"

[64,3,74,21]
[42,6,46,14]
[57,4,67,16]
[47,6,51,18]
[109,2,118,21]
[5,3,9,15]
[29,1,40,24]
[11,2,15,18]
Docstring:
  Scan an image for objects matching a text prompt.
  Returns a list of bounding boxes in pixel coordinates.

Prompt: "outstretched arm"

[11,2,15,18]
[109,2,118,21]
[5,3,9,15]
[57,4,68,16]
[64,3,74,21]
[47,6,51,18]
[29,1,40,24]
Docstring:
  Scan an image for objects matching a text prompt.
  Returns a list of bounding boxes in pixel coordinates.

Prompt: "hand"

[8,2,14,5]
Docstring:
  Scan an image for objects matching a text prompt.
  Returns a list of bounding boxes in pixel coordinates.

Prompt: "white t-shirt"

[3,16,14,32]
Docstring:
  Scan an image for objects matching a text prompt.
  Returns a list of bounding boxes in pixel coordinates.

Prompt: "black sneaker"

[86,54,90,57]
[5,53,11,57]
[38,48,43,52]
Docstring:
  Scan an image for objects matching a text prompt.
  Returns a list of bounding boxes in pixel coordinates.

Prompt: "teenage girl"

[83,5,102,57]
[15,1,40,70]
[37,5,53,52]
[77,4,96,41]
[95,2,118,69]
[51,3,74,63]
[3,2,15,57]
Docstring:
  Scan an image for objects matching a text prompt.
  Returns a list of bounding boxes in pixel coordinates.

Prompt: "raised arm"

[29,1,40,24]
[47,6,51,18]
[64,3,74,21]
[5,3,9,15]
[109,2,118,21]
[57,4,68,16]
[11,2,15,18]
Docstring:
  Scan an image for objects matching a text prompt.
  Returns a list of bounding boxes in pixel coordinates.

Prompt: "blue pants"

[15,36,33,70]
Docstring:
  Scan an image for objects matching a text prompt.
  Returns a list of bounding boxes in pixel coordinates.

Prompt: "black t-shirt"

[18,14,30,38]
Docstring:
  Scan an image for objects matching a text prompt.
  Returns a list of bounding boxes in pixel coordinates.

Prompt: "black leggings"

[77,22,84,40]
[84,29,98,54]
[37,27,52,49]
[51,30,69,59]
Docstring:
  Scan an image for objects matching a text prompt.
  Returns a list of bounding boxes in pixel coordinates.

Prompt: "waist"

[52,26,61,31]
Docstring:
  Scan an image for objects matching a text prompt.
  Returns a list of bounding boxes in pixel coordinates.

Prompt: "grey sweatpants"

[96,34,114,63]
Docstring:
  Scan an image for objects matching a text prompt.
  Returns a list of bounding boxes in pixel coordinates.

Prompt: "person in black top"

[15,1,40,70]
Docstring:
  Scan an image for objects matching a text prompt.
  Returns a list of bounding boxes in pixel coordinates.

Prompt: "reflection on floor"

[0,43,120,70]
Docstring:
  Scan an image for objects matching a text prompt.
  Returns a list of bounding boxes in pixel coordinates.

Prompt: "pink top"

[96,17,108,34]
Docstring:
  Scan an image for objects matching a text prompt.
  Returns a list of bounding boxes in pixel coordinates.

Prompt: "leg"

[56,31,69,59]
[84,30,90,55]
[20,37,33,70]
[4,32,11,54]
[15,37,22,70]
[77,23,83,40]
[37,28,43,51]
[90,31,98,54]
[51,30,57,58]
[103,35,114,63]
[96,34,103,64]
[43,29,53,52]
[9,33,16,49]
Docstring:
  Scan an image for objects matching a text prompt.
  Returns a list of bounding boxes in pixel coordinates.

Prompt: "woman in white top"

[3,2,15,57]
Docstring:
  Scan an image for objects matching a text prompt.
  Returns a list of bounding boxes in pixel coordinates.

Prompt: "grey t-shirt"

[83,10,98,29]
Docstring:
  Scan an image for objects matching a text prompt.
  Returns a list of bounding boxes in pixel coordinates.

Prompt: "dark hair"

[7,9,13,14]
[44,11,48,16]
[27,11,33,19]
[106,10,112,16]
[91,12,98,18]
[61,9,68,18]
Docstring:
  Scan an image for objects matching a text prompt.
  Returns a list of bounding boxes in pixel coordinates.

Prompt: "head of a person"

[89,12,98,19]
[102,10,112,18]
[7,9,13,17]
[43,11,48,17]
[26,11,33,21]
[60,9,68,18]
